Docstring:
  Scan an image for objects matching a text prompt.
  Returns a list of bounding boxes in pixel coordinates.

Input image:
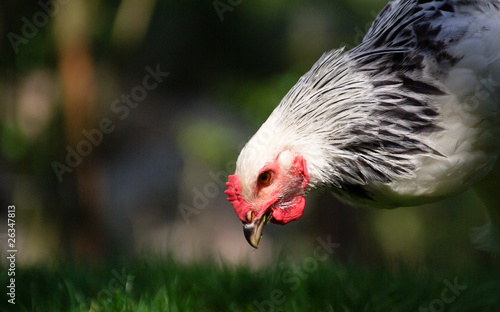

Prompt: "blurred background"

[0,0,492,269]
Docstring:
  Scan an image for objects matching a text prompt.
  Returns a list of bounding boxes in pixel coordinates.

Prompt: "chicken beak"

[242,210,273,248]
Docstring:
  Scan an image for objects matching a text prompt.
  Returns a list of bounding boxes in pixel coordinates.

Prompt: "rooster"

[225,0,500,251]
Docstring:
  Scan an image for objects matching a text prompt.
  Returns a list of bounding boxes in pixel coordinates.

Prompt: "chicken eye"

[257,170,274,187]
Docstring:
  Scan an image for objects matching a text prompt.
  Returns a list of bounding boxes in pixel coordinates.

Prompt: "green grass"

[2,255,500,312]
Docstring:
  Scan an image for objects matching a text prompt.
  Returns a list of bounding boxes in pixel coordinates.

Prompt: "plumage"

[225,0,500,251]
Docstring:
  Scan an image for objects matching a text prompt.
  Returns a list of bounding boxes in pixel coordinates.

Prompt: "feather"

[231,0,500,251]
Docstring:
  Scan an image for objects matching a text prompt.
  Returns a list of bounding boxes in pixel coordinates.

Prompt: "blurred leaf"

[1,121,30,161]
[177,120,237,166]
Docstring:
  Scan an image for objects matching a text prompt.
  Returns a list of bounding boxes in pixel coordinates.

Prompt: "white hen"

[225,0,500,251]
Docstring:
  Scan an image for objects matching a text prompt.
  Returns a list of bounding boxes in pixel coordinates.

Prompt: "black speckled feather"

[236,0,500,208]
[231,0,500,251]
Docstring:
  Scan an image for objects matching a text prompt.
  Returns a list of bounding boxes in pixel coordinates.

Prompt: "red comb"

[225,175,250,222]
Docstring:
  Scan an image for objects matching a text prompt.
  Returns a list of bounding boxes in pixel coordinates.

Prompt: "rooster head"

[225,150,309,248]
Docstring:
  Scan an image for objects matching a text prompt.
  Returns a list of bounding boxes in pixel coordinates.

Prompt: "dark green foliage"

[1,256,499,312]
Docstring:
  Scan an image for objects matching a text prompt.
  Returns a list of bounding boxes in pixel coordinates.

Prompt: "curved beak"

[242,210,273,248]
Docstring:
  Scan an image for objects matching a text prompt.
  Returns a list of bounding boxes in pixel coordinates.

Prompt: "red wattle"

[271,195,305,224]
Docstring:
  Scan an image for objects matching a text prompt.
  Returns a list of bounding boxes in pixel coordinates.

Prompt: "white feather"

[233,0,500,251]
